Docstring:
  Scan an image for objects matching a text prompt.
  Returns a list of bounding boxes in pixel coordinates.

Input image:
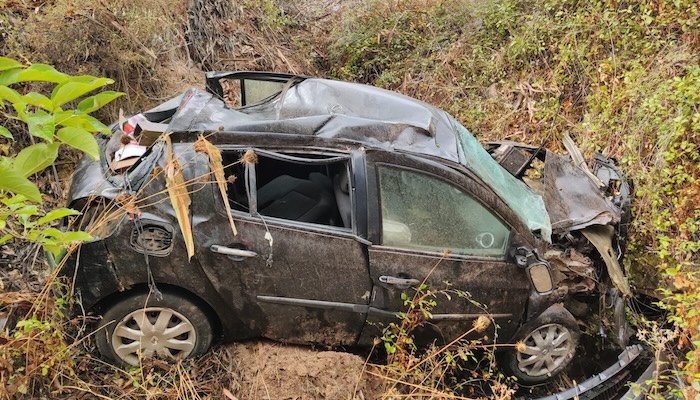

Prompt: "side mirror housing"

[526,262,554,294]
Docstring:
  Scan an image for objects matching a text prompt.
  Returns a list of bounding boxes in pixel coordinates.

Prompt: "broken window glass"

[450,117,552,242]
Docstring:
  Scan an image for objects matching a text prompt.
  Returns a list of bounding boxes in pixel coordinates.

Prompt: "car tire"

[95,291,213,367]
[503,306,580,384]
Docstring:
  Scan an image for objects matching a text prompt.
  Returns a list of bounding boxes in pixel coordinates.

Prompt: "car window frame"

[363,149,534,261]
[213,145,368,240]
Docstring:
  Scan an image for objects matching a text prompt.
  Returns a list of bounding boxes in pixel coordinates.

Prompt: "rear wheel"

[95,291,213,366]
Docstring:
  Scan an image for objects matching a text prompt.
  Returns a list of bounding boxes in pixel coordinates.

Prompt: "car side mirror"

[526,262,554,294]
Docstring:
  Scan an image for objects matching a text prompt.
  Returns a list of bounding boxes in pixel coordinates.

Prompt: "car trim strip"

[256,295,512,320]
[257,295,368,313]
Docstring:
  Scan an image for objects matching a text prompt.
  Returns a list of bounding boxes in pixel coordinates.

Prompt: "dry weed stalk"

[195,135,237,236]
[366,254,514,399]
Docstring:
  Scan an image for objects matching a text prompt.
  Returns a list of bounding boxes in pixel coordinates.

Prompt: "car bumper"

[530,345,650,400]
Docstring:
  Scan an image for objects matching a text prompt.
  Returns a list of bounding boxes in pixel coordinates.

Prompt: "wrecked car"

[64,71,632,384]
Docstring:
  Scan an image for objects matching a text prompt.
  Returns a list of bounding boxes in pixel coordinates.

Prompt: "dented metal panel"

[543,152,621,234]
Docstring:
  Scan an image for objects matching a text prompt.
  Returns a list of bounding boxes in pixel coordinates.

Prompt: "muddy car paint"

[67,137,554,345]
[64,71,634,382]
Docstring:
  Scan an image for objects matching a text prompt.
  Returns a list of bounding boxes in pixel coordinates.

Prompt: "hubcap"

[516,323,574,377]
[111,307,196,366]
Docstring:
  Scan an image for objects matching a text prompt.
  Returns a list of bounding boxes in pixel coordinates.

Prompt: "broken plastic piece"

[112,143,146,171]
[581,225,632,297]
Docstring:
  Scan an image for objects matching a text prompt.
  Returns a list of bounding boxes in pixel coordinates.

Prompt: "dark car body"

[64,72,633,380]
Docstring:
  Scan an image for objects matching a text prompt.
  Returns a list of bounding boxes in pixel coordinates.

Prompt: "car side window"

[378,166,510,257]
[221,149,352,229]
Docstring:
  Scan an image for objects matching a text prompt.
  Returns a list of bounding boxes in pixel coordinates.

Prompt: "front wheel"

[503,308,580,384]
[95,291,213,366]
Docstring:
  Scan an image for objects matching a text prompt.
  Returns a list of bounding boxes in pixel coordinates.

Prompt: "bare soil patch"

[227,341,382,400]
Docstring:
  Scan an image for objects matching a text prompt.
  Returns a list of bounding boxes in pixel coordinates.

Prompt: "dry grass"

[3,0,197,114]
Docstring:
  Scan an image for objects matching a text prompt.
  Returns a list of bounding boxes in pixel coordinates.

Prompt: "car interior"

[222,150,351,229]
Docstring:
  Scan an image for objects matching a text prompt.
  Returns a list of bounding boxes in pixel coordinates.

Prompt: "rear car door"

[361,151,533,345]
[193,147,372,345]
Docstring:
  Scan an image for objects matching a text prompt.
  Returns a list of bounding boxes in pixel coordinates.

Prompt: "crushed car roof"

[133,73,553,240]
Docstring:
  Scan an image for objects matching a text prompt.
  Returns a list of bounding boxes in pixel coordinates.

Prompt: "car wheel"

[95,291,213,366]
[504,308,580,384]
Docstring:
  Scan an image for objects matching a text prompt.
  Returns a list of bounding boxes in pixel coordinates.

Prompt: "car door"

[360,151,533,345]
[192,147,372,346]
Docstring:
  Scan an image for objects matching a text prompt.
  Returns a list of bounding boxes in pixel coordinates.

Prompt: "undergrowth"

[372,281,516,399]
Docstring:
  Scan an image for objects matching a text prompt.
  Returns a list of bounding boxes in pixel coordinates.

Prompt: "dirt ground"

[226,341,383,400]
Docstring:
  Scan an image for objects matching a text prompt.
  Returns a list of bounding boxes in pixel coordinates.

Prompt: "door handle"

[210,245,258,258]
[379,275,420,288]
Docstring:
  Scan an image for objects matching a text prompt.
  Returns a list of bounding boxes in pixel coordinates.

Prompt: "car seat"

[256,173,334,224]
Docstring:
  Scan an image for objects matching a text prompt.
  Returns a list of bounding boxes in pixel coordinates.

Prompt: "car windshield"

[450,117,552,242]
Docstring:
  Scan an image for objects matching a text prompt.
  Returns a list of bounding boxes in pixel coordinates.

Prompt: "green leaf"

[1,193,29,206]
[16,64,69,84]
[77,91,124,113]
[44,243,63,258]
[56,112,111,134]
[0,69,20,86]
[12,101,27,120]
[0,85,23,104]
[26,111,55,142]
[0,126,12,139]
[0,57,23,72]
[13,143,60,177]
[61,231,93,242]
[0,164,41,202]
[23,92,54,111]
[56,126,99,159]
[51,77,113,108]
[69,74,113,84]
[0,233,12,245]
[14,205,39,216]
[36,208,81,225]
[38,227,64,239]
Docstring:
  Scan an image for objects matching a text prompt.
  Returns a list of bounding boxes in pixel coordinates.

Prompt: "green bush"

[0,57,122,397]
[0,57,123,255]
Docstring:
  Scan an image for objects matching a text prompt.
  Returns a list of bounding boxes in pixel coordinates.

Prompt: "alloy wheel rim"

[516,323,574,377]
[111,307,196,366]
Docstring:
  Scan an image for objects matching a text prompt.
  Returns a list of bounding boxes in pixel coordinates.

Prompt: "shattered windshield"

[450,118,552,242]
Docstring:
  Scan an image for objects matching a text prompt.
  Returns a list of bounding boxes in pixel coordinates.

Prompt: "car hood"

[487,139,629,237]
[542,152,621,234]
